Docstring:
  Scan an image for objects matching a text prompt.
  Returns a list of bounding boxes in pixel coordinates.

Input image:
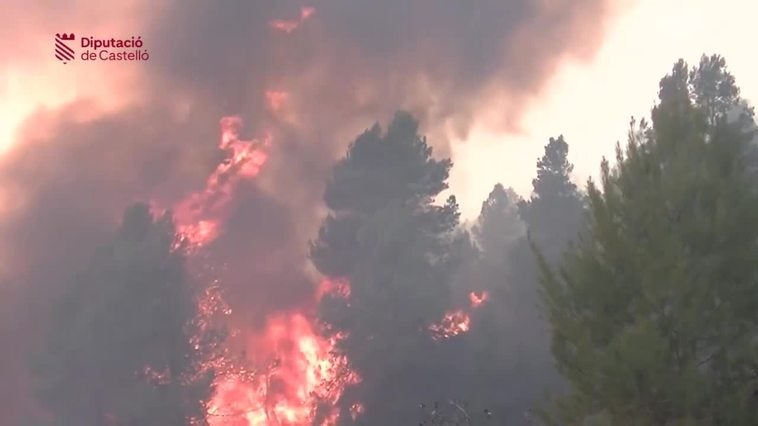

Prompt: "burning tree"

[311,112,470,424]
[32,204,215,425]
[158,114,354,426]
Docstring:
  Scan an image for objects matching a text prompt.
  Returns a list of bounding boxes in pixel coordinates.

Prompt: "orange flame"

[429,291,489,341]
[173,116,270,248]
[469,291,489,308]
[207,313,359,425]
[168,114,361,424]
[429,310,471,340]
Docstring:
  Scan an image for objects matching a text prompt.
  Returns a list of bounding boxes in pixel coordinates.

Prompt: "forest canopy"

[28,54,758,426]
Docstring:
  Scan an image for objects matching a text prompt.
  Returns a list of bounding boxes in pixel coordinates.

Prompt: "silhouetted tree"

[519,135,585,265]
[473,184,524,257]
[311,112,465,425]
[32,204,214,426]
[452,184,530,424]
[460,152,581,424]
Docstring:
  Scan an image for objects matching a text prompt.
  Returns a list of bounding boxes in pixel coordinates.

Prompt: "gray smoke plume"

[0,0,614,422]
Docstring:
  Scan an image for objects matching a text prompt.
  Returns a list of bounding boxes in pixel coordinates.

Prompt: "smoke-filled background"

[1,0,757,424]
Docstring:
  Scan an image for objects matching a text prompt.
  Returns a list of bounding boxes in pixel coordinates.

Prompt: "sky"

[2,0,756,222]
[449,0,758,218]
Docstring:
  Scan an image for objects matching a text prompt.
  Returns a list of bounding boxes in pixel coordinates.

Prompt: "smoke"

[0,0,616,422]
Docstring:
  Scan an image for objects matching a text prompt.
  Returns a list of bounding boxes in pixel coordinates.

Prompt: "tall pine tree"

[311,112,464,425]
[32,204,214,426]
[459,184,540,425]
[519,135,585,265]
[541,55,758,425]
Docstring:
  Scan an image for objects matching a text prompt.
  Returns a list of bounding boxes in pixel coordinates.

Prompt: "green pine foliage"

[541,55,758,425]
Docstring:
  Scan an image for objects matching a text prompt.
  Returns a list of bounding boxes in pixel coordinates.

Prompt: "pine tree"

[473,183,525,258]
[459,184,537,425]
[519,135,585,264]
[311,112,464,425]
[541,55,758,425]
[32,204,214,426]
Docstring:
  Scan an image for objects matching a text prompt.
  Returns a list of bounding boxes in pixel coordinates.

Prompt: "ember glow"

[429,291,489,340]
[316,278,351,300]
[349,403,364,421]
[469,291,489,308]
[429,310,471,340]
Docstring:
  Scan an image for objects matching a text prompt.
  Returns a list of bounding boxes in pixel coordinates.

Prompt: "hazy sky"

[450,0,758,218]
[1,0,756,220]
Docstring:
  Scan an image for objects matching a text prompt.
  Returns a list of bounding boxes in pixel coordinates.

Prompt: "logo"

[55,33,76,64]
[54,33,149,63]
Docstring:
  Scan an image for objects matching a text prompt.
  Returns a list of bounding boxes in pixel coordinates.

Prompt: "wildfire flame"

[207,313,357,426]
[168,114,489,423]
[168,116,359,425]
[469,291,489,308]
[429,310,471,340]
[429,291,489,341]
[173,116,270,248]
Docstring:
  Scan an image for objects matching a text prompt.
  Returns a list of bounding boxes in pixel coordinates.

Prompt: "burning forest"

[168,115,359,425]
[4,0,758,425]
[152,113,490,425]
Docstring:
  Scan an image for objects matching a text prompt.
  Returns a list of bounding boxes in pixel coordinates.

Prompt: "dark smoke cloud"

[207,182,316,327]
[146,0,612,139]
[0,0,614,422]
